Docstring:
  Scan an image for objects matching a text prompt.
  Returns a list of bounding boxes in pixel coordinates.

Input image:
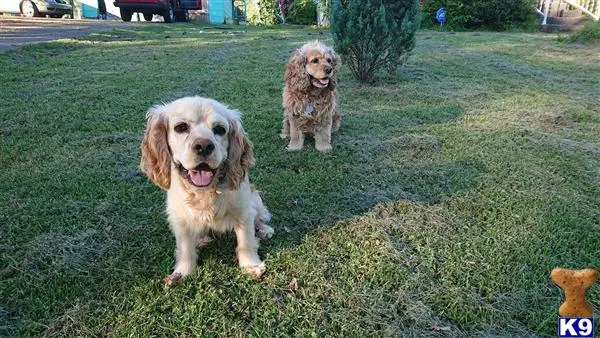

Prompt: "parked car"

[113,0,202,23]
[0,0,72,18]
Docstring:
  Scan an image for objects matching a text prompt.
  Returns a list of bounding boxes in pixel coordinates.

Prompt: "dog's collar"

[216,167,228,194]
[215,180,224,195]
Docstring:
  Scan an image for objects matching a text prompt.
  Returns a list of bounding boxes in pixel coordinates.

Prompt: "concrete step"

[547,15,585,25]
[540,18,585,32]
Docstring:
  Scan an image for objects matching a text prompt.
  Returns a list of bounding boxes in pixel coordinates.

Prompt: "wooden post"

[542,0,550,24]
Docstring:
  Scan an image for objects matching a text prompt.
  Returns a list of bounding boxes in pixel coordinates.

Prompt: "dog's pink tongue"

[319,78,330,85]
[188,169,213,186]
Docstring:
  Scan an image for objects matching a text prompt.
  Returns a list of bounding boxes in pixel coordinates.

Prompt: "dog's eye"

[327,58,332,63]
[311,58,318,64]
[174,122,189,134]
[212,125,226,136]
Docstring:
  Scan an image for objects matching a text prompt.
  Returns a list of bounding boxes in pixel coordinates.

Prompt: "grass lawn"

[1,24,599,336]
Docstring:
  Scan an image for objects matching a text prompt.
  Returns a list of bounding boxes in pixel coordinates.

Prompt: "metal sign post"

[436,7,446,26]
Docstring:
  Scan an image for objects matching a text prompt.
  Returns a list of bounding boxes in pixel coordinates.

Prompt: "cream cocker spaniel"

[140,96,274,284]
[281,41,342,152]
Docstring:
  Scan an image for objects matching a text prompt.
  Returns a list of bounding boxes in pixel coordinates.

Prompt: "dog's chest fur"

[167,178,242,233]
[292,90,336,131]
[185,189,218,215]
[303,94,331,116]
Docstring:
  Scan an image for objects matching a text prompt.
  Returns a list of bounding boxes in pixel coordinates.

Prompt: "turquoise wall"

[81,2,98,18]
[209,0,224,23]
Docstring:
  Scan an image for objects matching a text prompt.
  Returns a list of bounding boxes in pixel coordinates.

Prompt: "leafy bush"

[246,0,260,23]
[331,0,420,83]
[247,0,281,25]
[248,0,317,26]
[384,0,421,69]
[286,0,317,25]
[422,0,537,30]
[569,20,600,44]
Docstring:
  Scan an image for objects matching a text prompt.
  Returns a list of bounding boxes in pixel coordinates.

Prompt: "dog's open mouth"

[311,76,330,87]
[181,163,217,187]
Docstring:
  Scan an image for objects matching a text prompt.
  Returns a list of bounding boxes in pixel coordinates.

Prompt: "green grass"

[568,20,600,44]
[1,24,599,336]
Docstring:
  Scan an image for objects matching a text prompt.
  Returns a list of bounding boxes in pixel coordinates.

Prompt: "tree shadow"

[252,100,482,249]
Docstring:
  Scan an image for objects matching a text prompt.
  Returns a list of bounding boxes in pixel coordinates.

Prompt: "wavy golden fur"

[224,116,254,190]
[281,41,342,152]
[140,96,274,284]
[140,108,171,190]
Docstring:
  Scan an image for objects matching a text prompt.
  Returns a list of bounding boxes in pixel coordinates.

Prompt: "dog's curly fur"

[140,96,274,284]
[281,41,342,152]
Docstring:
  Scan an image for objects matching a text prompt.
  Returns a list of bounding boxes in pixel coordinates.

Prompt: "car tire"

[143,13,153,21]
[174,10,188,22]
[163,3,174,23]
[21,0,40,17]
[120,8,133,21]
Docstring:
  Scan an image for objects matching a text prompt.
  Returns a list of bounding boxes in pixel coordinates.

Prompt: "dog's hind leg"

[195,231,212,247]
[251,189,274,240]
[255,219,274,241]
[332,110,342,133]
[280,115,290,139]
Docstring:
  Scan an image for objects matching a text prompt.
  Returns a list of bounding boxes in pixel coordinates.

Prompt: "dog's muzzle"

[178,163,217,188]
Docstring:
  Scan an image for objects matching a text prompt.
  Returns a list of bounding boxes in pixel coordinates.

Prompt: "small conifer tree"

[331,0,420,83]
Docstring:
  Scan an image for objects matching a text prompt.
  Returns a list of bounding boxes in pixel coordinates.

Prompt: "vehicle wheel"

[21,0,40,17]
[143,13,153,21]
[120,8,133,21]
[163,3,174,23]
[174,10,188,22]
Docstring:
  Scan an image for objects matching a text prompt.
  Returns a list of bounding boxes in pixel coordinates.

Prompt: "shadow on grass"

[0,26,493,336]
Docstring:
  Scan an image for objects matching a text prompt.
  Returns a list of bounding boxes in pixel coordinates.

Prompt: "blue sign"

[436,7,446,24]
[558,318,594,338]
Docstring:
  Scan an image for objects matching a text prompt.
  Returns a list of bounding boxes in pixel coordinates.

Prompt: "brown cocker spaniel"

[281,41,342,152]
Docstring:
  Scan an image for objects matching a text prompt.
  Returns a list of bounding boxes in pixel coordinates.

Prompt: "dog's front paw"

[163,272,183,286]
[241,262,267,280]
[316,143,333,152]
[286,143,302,151]
[256,224,275,240]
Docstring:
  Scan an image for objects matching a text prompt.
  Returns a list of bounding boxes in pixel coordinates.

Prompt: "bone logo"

[551,268,597,338]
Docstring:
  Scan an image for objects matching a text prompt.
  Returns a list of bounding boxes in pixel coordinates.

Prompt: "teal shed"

[208,0,234,23]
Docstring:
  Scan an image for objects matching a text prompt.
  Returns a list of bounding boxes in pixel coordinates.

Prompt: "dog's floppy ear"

[225,113,254,190]
[285,50,311,91]
[328,47,341,88]
[140,104,171,190]
[330,47,341,72]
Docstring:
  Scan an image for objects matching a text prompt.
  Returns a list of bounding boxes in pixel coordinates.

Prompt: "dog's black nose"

[193,139,215,156]
[325,66,332,74]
